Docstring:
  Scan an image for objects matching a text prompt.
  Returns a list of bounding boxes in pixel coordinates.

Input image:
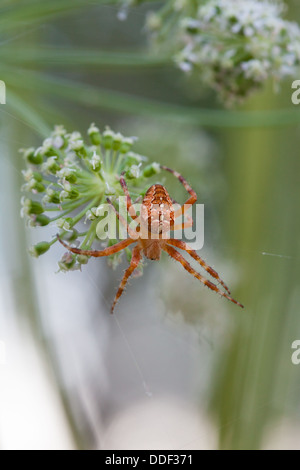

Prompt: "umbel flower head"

[21,124,161,272]
[146,0,300,105]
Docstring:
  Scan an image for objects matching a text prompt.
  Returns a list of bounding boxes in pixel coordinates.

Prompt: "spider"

[58,165,244,313]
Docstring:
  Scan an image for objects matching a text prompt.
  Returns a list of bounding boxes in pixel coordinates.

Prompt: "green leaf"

[4,65,300,129]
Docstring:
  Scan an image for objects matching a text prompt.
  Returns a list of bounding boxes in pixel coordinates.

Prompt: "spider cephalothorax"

[58,165,244,312]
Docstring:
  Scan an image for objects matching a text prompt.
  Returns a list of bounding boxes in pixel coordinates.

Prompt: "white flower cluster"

[174,0,300,104]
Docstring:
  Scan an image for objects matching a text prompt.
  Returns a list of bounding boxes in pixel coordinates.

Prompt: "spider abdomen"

[141,184,174,235]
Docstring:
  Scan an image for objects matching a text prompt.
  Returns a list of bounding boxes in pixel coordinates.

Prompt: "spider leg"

[162,244,243,308]
[172,220,193,231]
[106,197,138,240]
[119,173,138,219]
[167,239,231,294]
[160,165,197,218]
[57,235,135,257]
[169,199,194,231]
[111,245,142,313]
[171,214,193,231]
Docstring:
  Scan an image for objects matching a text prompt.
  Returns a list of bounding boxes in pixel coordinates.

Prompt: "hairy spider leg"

[57,235,135,257]
[172,217,194,231]
[111,245,142,313]
[160,165,197,220]
[167,239,231,294]
[120,173,138,219]
[170,198,194,231]
[106,197,139,240]
[163,244,244,308]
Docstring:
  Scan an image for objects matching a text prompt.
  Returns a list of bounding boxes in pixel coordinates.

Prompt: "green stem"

[81,219,98,249]
[114,153,125,174]
[111,150,119,172]
[0,47,171,68]
[71,196,100,226]
[4,66,300,129]
[45,197,90,212]
[6,89,51,137]
[0,0,120,34]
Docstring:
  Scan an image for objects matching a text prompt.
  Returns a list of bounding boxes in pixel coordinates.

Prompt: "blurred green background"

[1,0,300,450]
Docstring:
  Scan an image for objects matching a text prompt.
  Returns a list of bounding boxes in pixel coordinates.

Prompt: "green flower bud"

[29,241,50,257]
[42,156,60,174]
[66,173,77,184]
[88,123,101,145]
[34,182,46,193]
[43,147,59,158]
[85,206,100,221]
[22,199,44,215]
[58,252,77,271]
[43,189,60,204]
[66,188,80,199]
[32,171,43,182]
[123,151,145,167]
[88,151,102,172]
[57,168,77,183]
[69,139,84,151]
[34,214,51,226]
[56,217,73,230]
[24,178,45,193]
[120,137,136,154]
[143,162,161,178]
[23,148,43,165]
[69,139,87,159]
[126,164,141,179]
[103,128,114,149]
[68,131,82,140]
[77,254,89,264]
[112,133,123,151]
[32,151,45,164]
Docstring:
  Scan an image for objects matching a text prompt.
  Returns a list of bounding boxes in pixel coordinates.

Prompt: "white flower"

[69,139,84,151]
[241,59,270,81]
[90,151,102,170]
[41,156,59,174]
[88,123,100,135]
[57,167,75,179]
[152,0,300,104]
[53,125,67,136]
[52,135,64,149]
[128,163,141,179]
[85,208,98,221]
[22,169,34,182]
[56,218,71,231]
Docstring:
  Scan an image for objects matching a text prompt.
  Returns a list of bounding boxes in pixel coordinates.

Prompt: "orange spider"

[58,165,244,312]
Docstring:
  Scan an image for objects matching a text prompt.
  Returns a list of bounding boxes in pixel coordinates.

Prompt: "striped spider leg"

[58,165,244,312]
